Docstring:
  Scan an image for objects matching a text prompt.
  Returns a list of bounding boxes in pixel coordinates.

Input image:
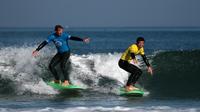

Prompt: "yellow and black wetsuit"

[118,44,150,86]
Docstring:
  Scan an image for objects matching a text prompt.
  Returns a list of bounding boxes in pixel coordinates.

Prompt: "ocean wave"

[0,46,199,98]
[143,50,200,98]
[0,47,129,95]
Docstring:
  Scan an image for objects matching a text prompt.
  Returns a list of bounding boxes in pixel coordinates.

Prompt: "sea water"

[0,27,200,112]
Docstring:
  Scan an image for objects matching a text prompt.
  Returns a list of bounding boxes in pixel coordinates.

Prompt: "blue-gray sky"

[0,0,199,27]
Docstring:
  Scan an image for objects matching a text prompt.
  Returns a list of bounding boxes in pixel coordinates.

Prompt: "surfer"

[32,25,90,86]
[118,37,153,91]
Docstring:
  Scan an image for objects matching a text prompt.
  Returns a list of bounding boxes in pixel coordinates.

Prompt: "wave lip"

[145,50,200,98]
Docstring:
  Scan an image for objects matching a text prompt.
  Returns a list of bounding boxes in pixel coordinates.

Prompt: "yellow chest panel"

[120,44,144,62]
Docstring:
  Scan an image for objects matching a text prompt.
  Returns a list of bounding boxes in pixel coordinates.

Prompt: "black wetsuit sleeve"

[141,54,150,67]
[131,53,136,59]
[69,36,83,41]
[36,41,48,51]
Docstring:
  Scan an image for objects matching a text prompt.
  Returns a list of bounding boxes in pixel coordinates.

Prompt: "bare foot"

[62,80,70,86]
[125,86,134,92]
[125,85,139,91]
[132,86,139,90]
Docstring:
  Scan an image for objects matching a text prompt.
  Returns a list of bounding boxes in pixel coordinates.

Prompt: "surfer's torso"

[46,33,71,53]
[120,44,145,63]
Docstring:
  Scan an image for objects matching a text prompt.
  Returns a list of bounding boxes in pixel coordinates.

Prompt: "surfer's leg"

[118,59,141,90]
[60,52,71,83]
[49,53,61,81]
[126,73,135,86]
[131,67,142,85]
[119,60,133,85]
[126,67,141,91]
[126,64,142,86]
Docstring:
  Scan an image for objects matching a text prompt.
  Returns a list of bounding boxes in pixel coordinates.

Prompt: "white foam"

[0,46,58,95]
[21,79,57,94]
[0,46,149,95]
[0,106,200,112]
[70,53,128,85]
[70,53,151,94]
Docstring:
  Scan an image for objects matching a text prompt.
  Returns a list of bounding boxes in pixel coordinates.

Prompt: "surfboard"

[47,81,84,90]
[120,88,144,97]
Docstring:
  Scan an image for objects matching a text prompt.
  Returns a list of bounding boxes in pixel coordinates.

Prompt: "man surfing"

[118,37,153,91]
[32,25,90,86]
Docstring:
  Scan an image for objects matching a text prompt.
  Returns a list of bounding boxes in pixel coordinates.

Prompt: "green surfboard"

[120,88,144,97]
[47,81,84,90]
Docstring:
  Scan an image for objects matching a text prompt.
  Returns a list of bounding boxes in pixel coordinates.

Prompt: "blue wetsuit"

[46,33,71,53]
[35,32,84,81]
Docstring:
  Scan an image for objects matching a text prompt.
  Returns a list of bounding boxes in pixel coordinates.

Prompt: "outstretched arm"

[32,41,48,57]
[141,54,153,75]
[70,36,84,41]
[36,41,48,51]
[70,36,90,43]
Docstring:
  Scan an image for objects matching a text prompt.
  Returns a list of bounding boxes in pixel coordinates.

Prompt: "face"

[55,28,63,36]
[137,41,144,48]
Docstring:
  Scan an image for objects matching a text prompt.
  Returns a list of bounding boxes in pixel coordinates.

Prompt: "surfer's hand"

[132,59,138,64]
[83,38,90,44]
[32,50,39,57]
[147,66,153,75]
[130,59,138,65]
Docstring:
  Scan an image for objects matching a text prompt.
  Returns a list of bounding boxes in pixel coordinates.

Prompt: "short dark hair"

[54,25,63,31]
[136,37,145,43]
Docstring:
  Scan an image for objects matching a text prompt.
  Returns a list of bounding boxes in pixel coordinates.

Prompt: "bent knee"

[131,68,142,75]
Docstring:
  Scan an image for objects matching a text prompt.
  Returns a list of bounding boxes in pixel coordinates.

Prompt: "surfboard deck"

[47,81,84,90]
[120,88,144,97]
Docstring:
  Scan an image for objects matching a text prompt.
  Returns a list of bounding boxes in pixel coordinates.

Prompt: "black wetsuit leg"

[49,53,62,80]
[118,59,142,86]
[49,51,71,81]
[60,52,71,81]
